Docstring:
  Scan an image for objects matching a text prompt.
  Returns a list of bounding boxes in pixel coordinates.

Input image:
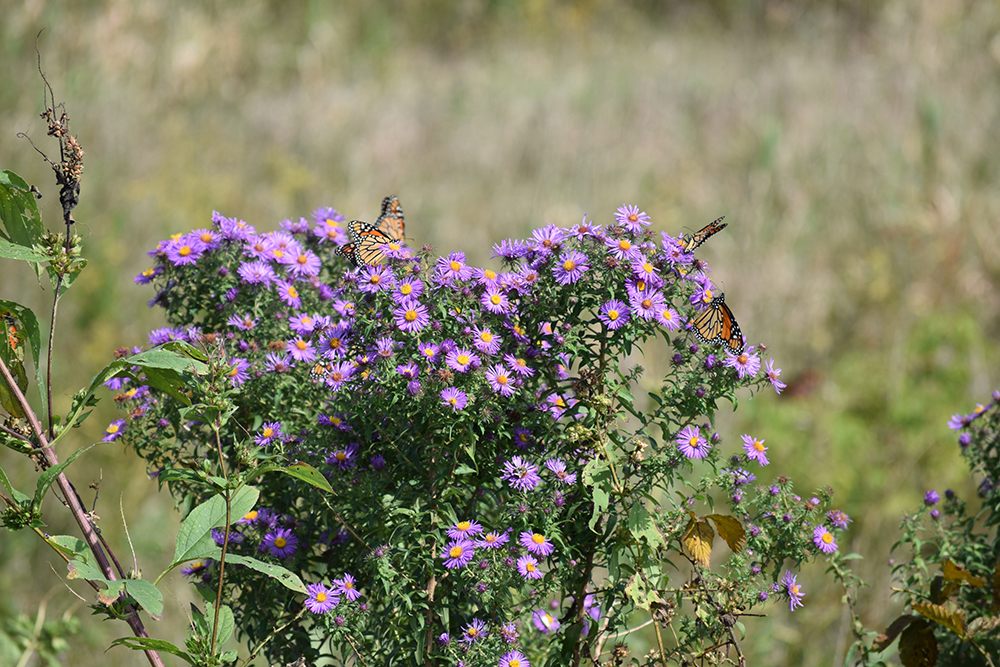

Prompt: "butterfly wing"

[337,241,361,267]
[692,299,723,346]
[348,220,393,266]
[684,216,728,252]
[717,300,745,354]
[376,195,405,242]
[308,361,333,382]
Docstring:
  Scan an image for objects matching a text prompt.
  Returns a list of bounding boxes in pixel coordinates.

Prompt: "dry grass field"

[2,1,999,664]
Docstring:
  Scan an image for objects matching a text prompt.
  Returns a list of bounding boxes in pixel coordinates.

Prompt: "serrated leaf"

[942,559,986,587]
[119,579,161,620]
[899,619,938,667]
[109,637,193,663]
[628,502,663,548]
[707,514,746,553]
[97,580,125,606]
[204,602,235,645]
[872,614,919,651]
[171,486,259,565]
[682,517,714,567]
[913,602,967,639]
[283,462,333,493]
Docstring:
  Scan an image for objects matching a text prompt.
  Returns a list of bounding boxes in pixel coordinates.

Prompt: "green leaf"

[282,462,334,493]
[583,457,612,531]
[124,579,164,621]
[628,502,664,548]
[0,170,45,277]
[67,557,107,582]
[0,465,31,504]
[224,554,307,593]
[0,238,48,262]
[46,534,87,560]
[205,603,235,645]
[33,444,96,511]
[170,486,259,566]
[109,637,193,663]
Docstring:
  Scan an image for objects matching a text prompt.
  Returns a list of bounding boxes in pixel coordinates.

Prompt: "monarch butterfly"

[337,195,406,267]
[308,360,334,382]
[691,293,745,355]
[683,216,727,252]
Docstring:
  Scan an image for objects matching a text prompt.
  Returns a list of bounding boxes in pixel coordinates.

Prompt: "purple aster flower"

[255,422,284,447]
[441,387,468,411]
[244,234,271,260]
[280,216,311,235]
[164,235,205,266]
[215,214,255,240]
[102,419,126,442]
[263,352,292,373]
[460,618,488,644]
[545,458,577,484]
[529,224,565,255]
[227,313,258,331]
[148,327,184,346]
[305,583,339,614]
[813,525,838,554]
[827,510,852,530]
[676,425,710,459]
[616,204,651,233]
[552,250,589,284]
[396,362,419,380]
[286,337,317,363]
[275,280,303,309]
[325,443,359,470]
[491,238,531,261]
[448,520,484,540]
[435,252,475,283]
[546,393,576,420]
[599,299,630,330]
[723,345,760,378]
[335,573,362,601]
[481,287,513,314]
[181,558,212,577]
[318,328,351,359]
[503,456,541,492]
[394,299,429,333]
[237,260,277,286]
[517,554,544,580]
[359,265,396,293]
[134,266,162,284]
[286,249,322,277]
[764,359,786,394]
[394,276,424,301]
[486,364,516,397]
[263,527,299,558]
[629,290,667,321]
[604,235,642,262]
[924,490,940,505]
[476,531,510,549]
[471,325,501,355]
[503,354,535,377]
[520,531,555,557]
[656,306,681,330]
[445,348,480,373]
[572,215,602,239]
[532,608,560,635]
[741,434,769,466]
[323,362,356,391]
[441,540,476,569]
[225,358,251,387]
[782,570,805,611]
[500,622,520,645]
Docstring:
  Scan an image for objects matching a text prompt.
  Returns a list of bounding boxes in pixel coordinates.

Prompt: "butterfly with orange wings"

[683,216,727,252]
[691,293,745,355]
[338,195,406,267]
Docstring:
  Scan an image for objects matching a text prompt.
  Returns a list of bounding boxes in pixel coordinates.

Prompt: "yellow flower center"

[274,537,287,548]
[296,254,309,265]
[263,427,274,438]
[485,269,497,280]
[244,510,258,521]
[490,294,502,306]
[563,260,576,271]
[400,284,412,295]
[525,562,536,572]
[608,309,620,320]
[295,340,308,351]
[315,592,327,602]
[822,532,834,544]
[106,424,120,434]
[532,533,545,545]
[179,245,192,257]
[480,332,493,343]
[287,286,299,298]
[457,354,470,365]
[449,260,462,272]
[457,521,471,531]
[405,309,418,323]
[618,240,631,251]
[336,452,347,462]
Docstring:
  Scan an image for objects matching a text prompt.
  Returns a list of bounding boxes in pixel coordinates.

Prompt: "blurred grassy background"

[2,0,999,664]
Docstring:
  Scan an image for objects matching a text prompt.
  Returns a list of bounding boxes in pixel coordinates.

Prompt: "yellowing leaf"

[942,560,986,587]
[682,517,714,567]
[707,514,746,553]
[913,602,967,639]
